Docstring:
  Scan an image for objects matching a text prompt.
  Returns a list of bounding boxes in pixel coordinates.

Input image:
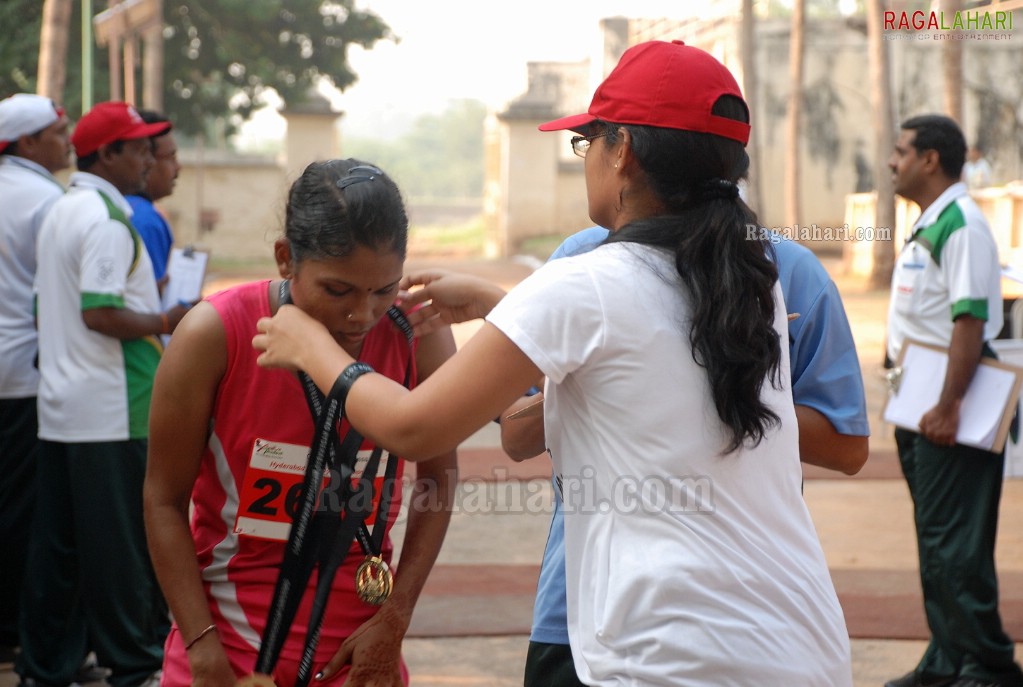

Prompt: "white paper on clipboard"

[161,247,209,310]
[882,340,1023,452]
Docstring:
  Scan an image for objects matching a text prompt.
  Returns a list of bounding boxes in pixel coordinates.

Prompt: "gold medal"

[235,674,278,687]
[355,555,393,605]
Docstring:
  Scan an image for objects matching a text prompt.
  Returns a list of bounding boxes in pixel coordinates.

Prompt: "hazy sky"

[238,0,688,145]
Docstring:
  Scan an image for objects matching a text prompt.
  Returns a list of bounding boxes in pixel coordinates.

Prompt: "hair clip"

[337,165,385,190]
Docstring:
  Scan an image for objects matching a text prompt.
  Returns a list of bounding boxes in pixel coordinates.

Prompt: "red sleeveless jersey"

[189,280,415,663]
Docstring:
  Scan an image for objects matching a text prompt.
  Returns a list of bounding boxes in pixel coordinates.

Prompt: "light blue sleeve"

[775,239,871,437]
[528,226,609,645]
[548,226,610,261]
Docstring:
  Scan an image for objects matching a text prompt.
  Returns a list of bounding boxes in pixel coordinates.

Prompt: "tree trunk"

[37,0,72,100]
[785,0,806,229]
[867,0,897,290]
[741,0,763,215]
[942,0,965,125]
[142,8,165,112]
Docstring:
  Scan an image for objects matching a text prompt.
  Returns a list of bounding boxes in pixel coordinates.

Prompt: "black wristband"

[332,362,375,406]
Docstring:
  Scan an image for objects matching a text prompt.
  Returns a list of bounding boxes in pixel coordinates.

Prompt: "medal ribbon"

[254,281,413,686]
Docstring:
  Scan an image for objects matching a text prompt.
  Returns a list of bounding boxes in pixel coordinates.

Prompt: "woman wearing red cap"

[253,41,853,685]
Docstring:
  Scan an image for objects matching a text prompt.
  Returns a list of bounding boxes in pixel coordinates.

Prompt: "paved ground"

[4,251,1023,686]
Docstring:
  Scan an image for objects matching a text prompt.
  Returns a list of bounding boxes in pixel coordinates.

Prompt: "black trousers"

[896,428,1022,683]
[524,641,588,687]
[0,397,39,649]
[16,440,167,687]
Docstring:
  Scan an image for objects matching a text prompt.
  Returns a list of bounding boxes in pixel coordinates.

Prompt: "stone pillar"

[280,89,344,179]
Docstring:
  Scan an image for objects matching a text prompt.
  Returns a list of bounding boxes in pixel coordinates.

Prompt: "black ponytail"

[603,98,782,453]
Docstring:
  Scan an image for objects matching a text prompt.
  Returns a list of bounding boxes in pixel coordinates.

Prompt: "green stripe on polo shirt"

[914,201,967,266]
[952,298,989,321]
[122,336,162,439]
[82,292,125,310]
[97,190,141,276]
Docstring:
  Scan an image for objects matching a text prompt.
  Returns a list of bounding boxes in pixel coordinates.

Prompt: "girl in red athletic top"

[144,160,457,687]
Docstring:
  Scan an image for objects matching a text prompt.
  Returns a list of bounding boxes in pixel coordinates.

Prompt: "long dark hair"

[604,96,781,453]
[284,158,408,263]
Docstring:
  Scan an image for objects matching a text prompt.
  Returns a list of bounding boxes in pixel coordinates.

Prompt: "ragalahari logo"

[883,8,1014,40]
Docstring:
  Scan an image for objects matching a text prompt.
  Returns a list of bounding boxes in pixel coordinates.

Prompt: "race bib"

[234,438,394,541]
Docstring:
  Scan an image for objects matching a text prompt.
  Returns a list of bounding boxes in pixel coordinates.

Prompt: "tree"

[1,1,393,140]
[867,0,896,289]
[785,0,806,228]
[161,1,393,137]
[0,0,47,97]
[941,0,964,124]
[741,0,763,214]
[37,0,72,101]
[344,99,487,200]
[0,1,105,116]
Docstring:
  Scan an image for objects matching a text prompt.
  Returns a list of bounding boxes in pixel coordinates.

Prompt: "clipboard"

[882,339,1023,453]
[161,246,210,310]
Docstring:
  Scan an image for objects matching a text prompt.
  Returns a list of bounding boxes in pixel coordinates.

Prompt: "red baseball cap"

[538,40,750,146]
[71,101,171,157]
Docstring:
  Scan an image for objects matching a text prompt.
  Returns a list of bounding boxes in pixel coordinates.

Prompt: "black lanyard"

[254,280,413,686]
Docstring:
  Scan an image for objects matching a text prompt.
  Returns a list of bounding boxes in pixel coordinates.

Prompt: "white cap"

[0,94,64,154]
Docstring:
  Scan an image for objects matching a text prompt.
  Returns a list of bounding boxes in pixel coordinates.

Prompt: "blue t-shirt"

[529,226,870,644]
[126,195,174,281]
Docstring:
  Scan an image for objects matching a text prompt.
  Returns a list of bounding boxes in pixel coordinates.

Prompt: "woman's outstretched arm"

[254,273,541,461]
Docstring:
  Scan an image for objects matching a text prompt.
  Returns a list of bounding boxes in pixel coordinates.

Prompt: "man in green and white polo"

[19,102,189,687]
[884,114,1023,687]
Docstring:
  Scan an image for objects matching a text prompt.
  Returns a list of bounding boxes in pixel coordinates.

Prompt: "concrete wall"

[158,153,287,261]
[153,105,343,263]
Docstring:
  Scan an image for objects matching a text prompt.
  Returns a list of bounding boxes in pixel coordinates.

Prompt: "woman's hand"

[188,639,238,687]
[397,269,506,337]
[314,605,406,686]
[253,304,334,372]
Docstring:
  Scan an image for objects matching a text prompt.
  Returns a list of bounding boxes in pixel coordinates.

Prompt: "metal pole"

[83,0,94,109]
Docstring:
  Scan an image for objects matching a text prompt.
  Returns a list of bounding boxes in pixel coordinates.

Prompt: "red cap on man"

[71,101,171,157]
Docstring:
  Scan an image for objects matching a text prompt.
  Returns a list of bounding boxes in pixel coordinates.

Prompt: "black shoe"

[885,670,957,687]
[950,680,999,687]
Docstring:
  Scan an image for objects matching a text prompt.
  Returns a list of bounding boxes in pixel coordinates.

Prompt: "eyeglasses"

[570,132,608,158]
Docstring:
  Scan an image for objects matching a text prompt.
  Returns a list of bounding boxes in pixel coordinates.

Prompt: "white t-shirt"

[487,242,851,686]
[35,172,162,441]
[0,156,64,398]
[887,182,1003,363]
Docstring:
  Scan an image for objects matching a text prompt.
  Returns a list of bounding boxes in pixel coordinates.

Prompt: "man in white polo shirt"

[0,92,70,662]
[18,101,190,687]
[884,114,1023,687]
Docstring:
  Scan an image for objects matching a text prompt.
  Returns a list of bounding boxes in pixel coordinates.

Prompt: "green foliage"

[0,1,112,118]
[1,1,392,138]
[162,0,392,136]
[343,99,487,200]
[0,0,41,96]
